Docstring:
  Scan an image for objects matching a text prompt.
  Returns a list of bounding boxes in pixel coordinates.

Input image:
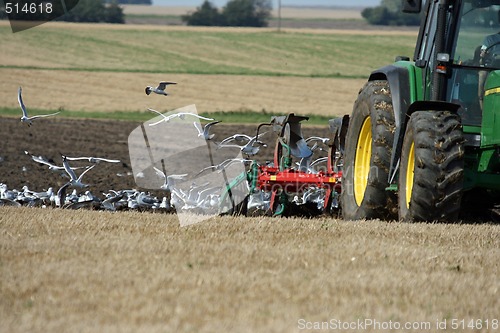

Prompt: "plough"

[218,113,349,217]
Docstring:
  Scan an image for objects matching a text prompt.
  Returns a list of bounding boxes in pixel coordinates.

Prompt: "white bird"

[310,156,329,168]
[218,132,268,146]
[145,81,177,96]
[24,151,71,177]
[27,186,54,202]
[193,120,221,140]
[0,183,18,200]
[217,135,267,156]
[62,156,96,188]
[64,156,120,164]
[136,191,158,208]
[25,151,90,180]
[101,191,125,211]
[159,197,170,209]
[55,183,70,207]
[153,167,187,191]
[18,87,60,126]
[147,108,214,127]
[195,158,251,178]
[305,136,330,145]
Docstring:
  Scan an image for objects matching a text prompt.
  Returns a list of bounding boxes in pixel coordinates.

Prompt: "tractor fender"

[369,65,411,128]
[369,65,412,184]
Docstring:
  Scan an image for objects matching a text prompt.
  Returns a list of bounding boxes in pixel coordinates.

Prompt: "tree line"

[361,0,421,26]
[181,0,272,27]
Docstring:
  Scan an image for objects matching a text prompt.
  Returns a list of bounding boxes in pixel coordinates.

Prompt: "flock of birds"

[2,82,335,216]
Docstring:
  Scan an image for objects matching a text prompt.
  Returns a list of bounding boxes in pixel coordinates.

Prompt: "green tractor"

[341,0,500,221]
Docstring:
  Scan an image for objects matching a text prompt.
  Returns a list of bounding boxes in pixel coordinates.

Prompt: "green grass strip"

[0,65,366,79]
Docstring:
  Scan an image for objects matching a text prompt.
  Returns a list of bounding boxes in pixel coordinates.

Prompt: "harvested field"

[1,208,499,332]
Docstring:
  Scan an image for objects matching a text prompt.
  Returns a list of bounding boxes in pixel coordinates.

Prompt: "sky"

[152,0,381,7]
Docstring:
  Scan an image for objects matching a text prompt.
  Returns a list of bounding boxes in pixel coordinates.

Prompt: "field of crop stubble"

[0,19,498,332]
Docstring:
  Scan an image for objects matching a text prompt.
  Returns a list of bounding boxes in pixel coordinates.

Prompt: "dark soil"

[0,116,331,199]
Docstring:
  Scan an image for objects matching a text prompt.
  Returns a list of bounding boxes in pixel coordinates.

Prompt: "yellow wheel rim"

[405,142,415,209]
[354,116,372,206]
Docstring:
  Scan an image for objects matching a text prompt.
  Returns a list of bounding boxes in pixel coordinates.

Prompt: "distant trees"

[59,0,125,23]
[182,0,272,27]
[182,1,225,26]
[362,0,421,26]
[223,0,272,27]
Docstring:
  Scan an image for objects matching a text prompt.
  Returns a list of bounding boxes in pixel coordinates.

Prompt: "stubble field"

[0,20,498,332]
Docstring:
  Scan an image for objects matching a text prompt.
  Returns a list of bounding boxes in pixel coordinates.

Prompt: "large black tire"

[398,111,464,222]
[341,80,397,220]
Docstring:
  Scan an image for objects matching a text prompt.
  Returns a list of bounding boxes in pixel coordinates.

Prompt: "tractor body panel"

[482,70,500,147]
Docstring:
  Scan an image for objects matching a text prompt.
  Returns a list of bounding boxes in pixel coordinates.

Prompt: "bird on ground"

[0,183,18,200]
[193,120,221,140]
[145,81,177,96]
[136,191,159,208]
[21,185,54,203]
[18,87,60,126]
[101,191,125,211]
[159,197,170,209]
[147,108,214,126]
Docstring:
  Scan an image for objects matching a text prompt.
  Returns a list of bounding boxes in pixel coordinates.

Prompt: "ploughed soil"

[0,116,332,199]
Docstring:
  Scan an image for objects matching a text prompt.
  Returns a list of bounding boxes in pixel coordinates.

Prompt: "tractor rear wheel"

[341,80,397,220]
[398,111,464,222]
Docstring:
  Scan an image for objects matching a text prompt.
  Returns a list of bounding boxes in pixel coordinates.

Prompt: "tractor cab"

[413,0,500,131]
[446,0,500,126]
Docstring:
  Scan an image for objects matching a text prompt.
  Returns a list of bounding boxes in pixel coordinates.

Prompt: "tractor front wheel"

[398,111,464,222]
[341,80,397,220]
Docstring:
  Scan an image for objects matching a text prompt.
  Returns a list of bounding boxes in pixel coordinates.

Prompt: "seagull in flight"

[25,151,87,179]
[145,81,177,96]
[218,132,267,146]
[305,136,330,145]
[62,155,96,188]
[194,158,251,178]
[153,166,187,190]
[64,156,120,164]
[147,108,214,127]
[217,135,267,156]
[193,120,221,140]
[18,87,60,126]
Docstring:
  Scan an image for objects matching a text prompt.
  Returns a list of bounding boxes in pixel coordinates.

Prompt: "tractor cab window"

[451,2,500,126]
[454,2,500,68]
